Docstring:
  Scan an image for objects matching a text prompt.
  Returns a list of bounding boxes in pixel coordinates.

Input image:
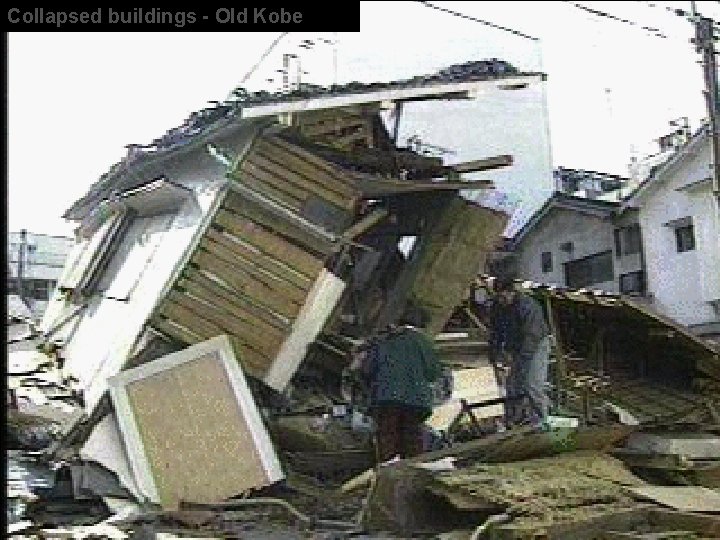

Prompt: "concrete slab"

[625,432,720,459]
[629,486,720,513]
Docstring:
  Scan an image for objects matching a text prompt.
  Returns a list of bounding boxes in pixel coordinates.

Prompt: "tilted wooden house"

[39,60,544,434]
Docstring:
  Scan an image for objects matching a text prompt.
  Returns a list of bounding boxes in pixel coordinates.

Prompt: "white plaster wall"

[46,126,256,413]
[637,139,720,326]
[514,208,620,292]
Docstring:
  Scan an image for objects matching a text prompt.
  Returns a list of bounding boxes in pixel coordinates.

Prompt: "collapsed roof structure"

[38,60,543,455]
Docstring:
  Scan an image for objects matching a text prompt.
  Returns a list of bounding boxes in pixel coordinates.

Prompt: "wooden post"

[545,295,567,409]
[595,328,605,376]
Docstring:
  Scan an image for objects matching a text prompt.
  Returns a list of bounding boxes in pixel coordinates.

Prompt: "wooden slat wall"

[151,143,357,380]
[231,135,360,217]
[296,110,375,150]
[410,199,508,334]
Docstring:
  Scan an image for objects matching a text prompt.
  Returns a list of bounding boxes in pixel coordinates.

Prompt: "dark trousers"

[373,405,425,463]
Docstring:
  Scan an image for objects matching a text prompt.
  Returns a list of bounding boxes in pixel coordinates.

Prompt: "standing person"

[352,308,442,463]
[490,276,552,428]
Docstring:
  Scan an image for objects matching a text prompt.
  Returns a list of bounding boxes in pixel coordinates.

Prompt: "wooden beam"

[340,208,389,241]
[177,277,287,342]
[223,187,336,256]
[349,171,494,196]
[447,155,513,174]
[545,296,568,409]
[167,290,281,358]
[182,270,291,331]
[191,250,301,319]
[211,211,324,278]
[204,228,312,292]
[199,235,309,303]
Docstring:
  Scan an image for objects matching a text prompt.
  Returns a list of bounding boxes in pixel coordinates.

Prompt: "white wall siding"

[46,127,256,413]
[636,138,720,327]
[514,208,619,292]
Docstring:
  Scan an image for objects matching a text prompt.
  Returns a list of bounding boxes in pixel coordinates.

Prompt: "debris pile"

[8,60,720,539]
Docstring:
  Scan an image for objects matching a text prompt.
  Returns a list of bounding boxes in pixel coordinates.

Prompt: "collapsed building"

[13,58,720,539]
[33,61,539,506]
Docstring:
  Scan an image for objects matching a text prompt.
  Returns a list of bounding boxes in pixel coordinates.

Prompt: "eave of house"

[622,126,710,210]
[237,74,544,119]
[64,68,545,222]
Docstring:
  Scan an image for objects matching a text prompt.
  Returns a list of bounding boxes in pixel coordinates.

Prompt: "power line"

[643,1,694,18]
[416,1,540,41]
[643,2,720,31]
[562,1,670,38]
[227,32,288,98]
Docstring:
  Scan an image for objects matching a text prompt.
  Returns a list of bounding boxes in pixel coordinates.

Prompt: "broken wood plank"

[628,486,720,513]
[191,250,301,319]
[167,291,281,358]
[266,135,358,189]
[340,208,389,241]
[176,277,287,343]
[150,315,203,345]
[199,235,308,303]
[248,144,355,210]
[156,301,270,374]
[204,228,312,292]
[236,159,310,202]
[181,270,290,331]
[341,467,376,493]
[447,155,512,174]
[221,194,335,256]
[230,168,305,212]
[211,212,324,278]
[612,449,720,471]
[348,171,494,196]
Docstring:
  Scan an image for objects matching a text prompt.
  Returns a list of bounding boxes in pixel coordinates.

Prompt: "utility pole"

[15,229,27,302]
[282,53,291,92]
[691,2,720,201]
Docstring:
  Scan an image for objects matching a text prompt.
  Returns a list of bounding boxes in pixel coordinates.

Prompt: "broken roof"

[63,59,544,221]
[476,275,720,359]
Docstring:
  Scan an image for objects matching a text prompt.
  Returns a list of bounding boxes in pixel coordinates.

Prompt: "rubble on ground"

[8,61,720,539]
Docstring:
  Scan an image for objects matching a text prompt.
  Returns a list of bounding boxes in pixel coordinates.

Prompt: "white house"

[40,61,538,419]
[508,191,643,294]
[623,127,720,338]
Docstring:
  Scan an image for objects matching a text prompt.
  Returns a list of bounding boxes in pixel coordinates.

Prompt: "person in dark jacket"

[352,308,442,462]
[490,276,552,428]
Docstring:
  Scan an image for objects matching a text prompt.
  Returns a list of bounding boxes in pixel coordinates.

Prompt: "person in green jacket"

[353,307,442,462]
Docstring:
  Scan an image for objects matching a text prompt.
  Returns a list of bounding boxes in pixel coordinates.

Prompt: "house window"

[619,271,644,295]
[25,278,53,300]
[675,224,695,253]
[614,224,641,256]
[564,250,614,288]
[541,251,553,273]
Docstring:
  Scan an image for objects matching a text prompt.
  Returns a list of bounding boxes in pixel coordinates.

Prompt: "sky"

[8,1,719,237]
